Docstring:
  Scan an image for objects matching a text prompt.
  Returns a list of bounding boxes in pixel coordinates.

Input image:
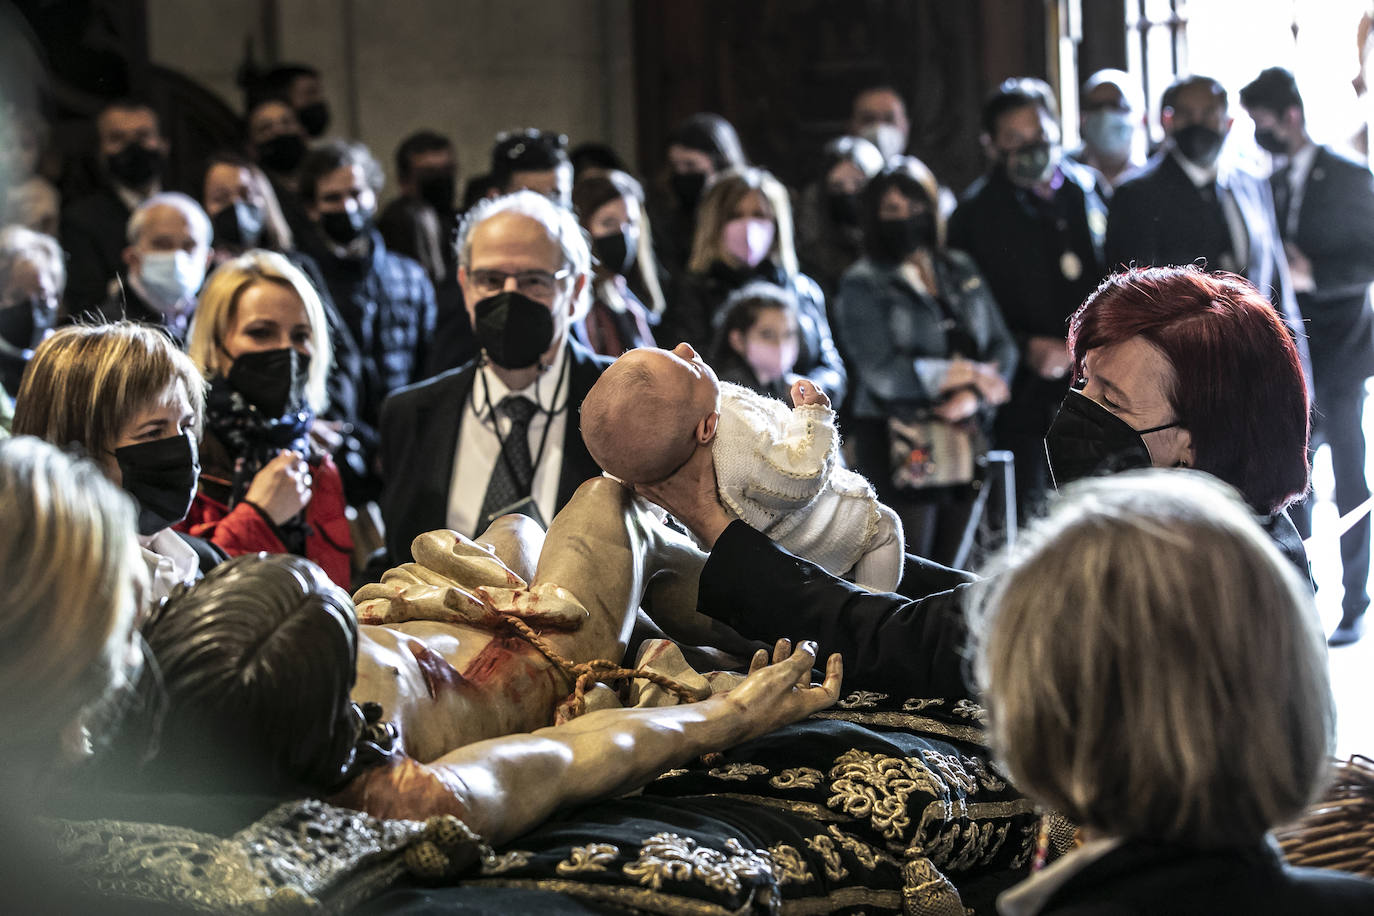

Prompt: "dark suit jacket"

[1106,151,1311,379]
[378,340,612,564]
[60,185,132,315]
[1036,840,1374,915]
[1277,145,1374,386]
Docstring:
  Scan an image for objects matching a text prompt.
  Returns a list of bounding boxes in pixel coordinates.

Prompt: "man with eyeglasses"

[377,190,612,565]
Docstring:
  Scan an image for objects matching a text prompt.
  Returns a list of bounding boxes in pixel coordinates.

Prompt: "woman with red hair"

[1045,265,1312,579]
[634,265,1322,697]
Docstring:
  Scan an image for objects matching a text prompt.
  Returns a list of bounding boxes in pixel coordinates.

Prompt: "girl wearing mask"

[200,150,296,262]
[709,280,801,403]
[795,135,886,299]
[835,157,1016,565]
[667,166,848,409]
[646,113,749,281]
[183,251,351,588]
[570,170,665,356]
[12,322,223,612]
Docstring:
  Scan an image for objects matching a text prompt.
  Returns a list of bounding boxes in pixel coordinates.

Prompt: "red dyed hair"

[1068,266,1310,514]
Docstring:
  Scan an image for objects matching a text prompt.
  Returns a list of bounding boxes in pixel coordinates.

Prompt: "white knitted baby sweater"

[712,381,883,578]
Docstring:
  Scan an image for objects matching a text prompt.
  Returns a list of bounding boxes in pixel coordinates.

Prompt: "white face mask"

[138,250,205,313]
[860,122,905,161]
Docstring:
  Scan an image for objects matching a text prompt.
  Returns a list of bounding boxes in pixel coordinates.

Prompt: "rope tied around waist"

[495,612,702,718]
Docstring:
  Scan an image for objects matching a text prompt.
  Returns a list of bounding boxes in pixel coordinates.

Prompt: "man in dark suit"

[1242,67,1374,646]
[61,99,170,314]
[1106,75,1309,377]
[948,77,1109,518]
[379,190,611,565]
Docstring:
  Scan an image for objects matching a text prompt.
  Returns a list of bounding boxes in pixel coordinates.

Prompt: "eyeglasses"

[470,267,571,299]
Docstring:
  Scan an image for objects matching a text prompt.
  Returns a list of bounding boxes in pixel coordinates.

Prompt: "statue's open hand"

[725,638,843,737]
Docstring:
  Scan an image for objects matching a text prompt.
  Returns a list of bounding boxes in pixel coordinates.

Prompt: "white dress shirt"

[446,346,570,537]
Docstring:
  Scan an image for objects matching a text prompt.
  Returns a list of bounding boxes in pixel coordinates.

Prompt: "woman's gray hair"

[966,469,1333,847]
[457,189,592,322]
[0,225,66,295]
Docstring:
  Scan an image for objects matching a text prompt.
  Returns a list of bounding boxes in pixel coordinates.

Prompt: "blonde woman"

[969,471,1374,913]
[184,250,351,587]
[13,321,218,609]
[665,166,847,409]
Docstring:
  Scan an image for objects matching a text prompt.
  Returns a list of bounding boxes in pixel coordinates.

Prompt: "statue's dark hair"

[138,554,384,795]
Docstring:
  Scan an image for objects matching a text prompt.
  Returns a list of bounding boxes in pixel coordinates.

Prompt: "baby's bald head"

[581,346,720,484]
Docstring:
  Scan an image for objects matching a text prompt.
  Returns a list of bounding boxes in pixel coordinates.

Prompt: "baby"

[581,342,904,591]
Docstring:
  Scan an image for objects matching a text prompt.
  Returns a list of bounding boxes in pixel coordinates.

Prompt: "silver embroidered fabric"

[41,798,431,913]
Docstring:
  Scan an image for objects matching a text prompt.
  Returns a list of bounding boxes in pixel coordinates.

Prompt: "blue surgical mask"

[1082,109,1135,159]
[138,250,206,313]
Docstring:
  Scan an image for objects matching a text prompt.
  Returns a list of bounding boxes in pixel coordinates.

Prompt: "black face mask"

[1254,127,1287,155]
[670,171,707,210]
[227,347,311,418]
[319,208,370,247]
[1044,388,1179,489]
[874,214,935,262]
[114,431,200,537]
[256,134,308,174]
[415,171,456,212]
[1174,124,1224,167]
[297,101,331,138]
[211,200,265,249]
[1004,141,1056,187]
[106,143,165,188]
[474,290,556,370]
[827,191,862,227]
[592,227,636,276]
[0,294,55,352]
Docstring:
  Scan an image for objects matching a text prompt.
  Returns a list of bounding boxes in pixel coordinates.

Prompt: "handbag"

[888,414,983,490]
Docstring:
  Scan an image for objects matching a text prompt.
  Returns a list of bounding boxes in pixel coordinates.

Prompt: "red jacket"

[179,453,353,588]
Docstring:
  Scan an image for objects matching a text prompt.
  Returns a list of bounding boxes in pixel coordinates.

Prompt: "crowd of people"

[3,56,1374,912]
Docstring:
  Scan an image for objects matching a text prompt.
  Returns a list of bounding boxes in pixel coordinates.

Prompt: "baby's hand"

[790,379,830,409]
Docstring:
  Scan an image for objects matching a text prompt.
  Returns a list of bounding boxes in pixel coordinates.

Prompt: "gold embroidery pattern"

[920,750,980,795]
[765,843,812,885]
[805,833,847,881]
[556,843,619,875]
[965,754,1009,792]
[770,766,825,790]
[902,697,943,712]
[621,832,776,902]
[481,849,531,875]
[828,749,945,842]
[838,689,889,709]
[902,856,967,916]
[826,824,886,871]
[950,698,988,722]
[707,762,769,781]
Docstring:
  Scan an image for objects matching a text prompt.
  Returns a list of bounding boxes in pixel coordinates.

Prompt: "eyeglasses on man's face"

[469,266,572,299]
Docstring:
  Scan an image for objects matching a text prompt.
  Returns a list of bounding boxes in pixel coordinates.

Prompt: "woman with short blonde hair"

[182,250,351,587]
[667,166,848,408]
[187,249,331,411]
[967,470,1369,912]
[13,322,214,609]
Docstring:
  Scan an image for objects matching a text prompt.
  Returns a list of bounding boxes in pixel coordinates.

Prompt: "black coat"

[1033,840,1374,915]
[378,341,611,564]
[60,185,131,315]
[697,520,977,699]
[309,229,437,436]
[1275,145,1374,387]
[1106,151,1311,378]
